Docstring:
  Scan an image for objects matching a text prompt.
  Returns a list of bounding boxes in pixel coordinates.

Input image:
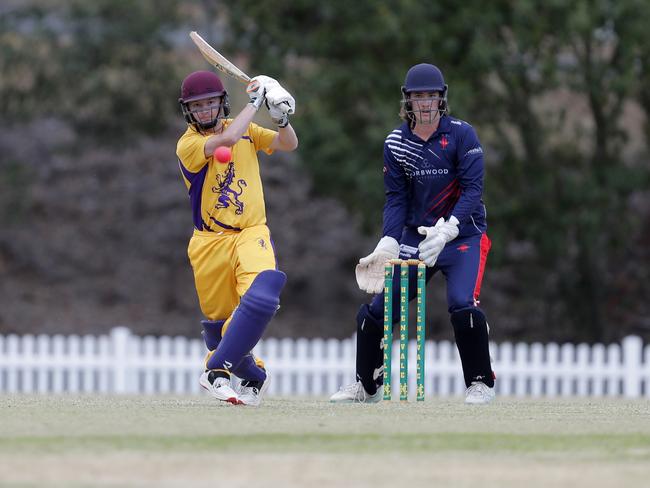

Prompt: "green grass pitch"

[1,395,648,487]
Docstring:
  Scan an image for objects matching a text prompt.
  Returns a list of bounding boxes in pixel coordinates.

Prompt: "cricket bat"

[189,31,251,85]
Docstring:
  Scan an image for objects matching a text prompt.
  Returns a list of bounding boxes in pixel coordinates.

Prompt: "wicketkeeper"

[176,70,298,405]
[330,63,495,404]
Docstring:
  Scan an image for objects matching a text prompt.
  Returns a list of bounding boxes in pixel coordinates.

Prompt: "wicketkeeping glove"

[355,236,400,294]
[417,216,460,267]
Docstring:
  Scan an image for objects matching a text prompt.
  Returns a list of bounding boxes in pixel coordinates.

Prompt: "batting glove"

[355,236,399,294]
[267,101,290,127]
[247,75,280,110]
[265,85,295,115]
[417,216,459,267]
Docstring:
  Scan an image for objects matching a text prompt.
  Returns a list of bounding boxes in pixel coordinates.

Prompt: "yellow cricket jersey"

[176,121,277,231]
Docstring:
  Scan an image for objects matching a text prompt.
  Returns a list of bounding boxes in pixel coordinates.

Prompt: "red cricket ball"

[214,146,232,163]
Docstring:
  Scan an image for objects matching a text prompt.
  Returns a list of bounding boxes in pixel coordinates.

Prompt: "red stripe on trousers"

[473,233,491,301]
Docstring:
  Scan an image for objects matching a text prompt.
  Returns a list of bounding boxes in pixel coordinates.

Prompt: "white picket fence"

[0,327,649,398]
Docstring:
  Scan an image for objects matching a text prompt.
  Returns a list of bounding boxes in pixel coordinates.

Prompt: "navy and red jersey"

[382,115,487,240]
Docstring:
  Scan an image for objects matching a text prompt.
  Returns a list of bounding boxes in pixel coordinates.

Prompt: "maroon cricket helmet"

[179,71,230,131]
[179,70,226,102]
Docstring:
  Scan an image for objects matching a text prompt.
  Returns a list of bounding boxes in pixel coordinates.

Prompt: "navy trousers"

[367,227,491,319]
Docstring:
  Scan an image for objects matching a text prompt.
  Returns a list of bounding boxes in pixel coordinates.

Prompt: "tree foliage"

[226,0,650,340]
[0,0,190,140]
[0,0,648,341]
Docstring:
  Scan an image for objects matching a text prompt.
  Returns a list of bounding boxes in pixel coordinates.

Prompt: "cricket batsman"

[176,70,298,405]
[330,63,495,404]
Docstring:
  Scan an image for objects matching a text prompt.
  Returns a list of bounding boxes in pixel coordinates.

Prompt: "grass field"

[1,395,649,487]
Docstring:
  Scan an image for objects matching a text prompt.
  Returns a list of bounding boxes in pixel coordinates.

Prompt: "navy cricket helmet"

[403,63,447,94]
[401,63,448,125]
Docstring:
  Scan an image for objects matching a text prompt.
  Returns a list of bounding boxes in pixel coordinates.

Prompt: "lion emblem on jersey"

[212,162,247,215]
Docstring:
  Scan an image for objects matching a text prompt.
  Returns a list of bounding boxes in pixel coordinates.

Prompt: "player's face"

[188,96,223,124]
[410,91,443,125]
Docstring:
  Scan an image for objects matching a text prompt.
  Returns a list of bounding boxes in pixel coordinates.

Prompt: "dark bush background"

[1,0,649,343]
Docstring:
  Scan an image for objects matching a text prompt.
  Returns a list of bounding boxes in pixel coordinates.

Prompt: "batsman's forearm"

[275,124,298,151]
[205,104,258,155]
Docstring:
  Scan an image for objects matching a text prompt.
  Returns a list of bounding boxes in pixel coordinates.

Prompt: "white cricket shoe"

[199,371,240,405]
[329,381,383,403]
[238,372,271,407]
[464,381,495,405]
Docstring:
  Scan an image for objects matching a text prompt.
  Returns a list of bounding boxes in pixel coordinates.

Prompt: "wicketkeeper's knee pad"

[451,308,494,387]
[201,319,225,351]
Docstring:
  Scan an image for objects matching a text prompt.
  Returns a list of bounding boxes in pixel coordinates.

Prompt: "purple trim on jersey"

[209,217,241,231]
[241,136,252,142]
[178,159,210,231]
